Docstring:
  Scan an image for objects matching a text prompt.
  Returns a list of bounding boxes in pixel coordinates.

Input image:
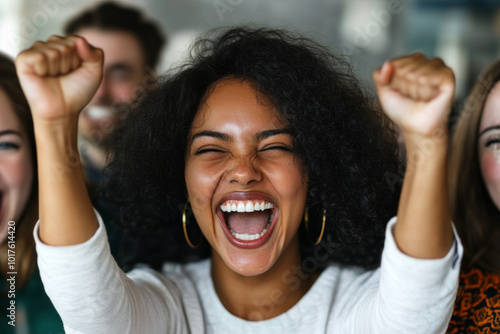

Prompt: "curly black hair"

[65,1,165,69]
[104,27,401,271]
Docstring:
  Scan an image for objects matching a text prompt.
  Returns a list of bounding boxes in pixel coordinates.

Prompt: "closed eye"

[194,148,226,155]
[485,138,500,147]
[0,142,20,150]
[260,145,291,152]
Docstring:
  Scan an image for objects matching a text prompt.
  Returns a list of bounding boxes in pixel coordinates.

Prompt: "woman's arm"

[15,35,102,245]
[339,56,459,333]
[373,53,455,258]
[17,36,193,333]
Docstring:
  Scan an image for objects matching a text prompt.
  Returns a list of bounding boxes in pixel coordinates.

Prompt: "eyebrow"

[190,128,292,143]
[191,130,230,142]
[479,125,500,137]
[106,63,134,74]
[255,128,292,140]
[0,130,22,137]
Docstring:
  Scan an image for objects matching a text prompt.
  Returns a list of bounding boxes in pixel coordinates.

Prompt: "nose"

[226,157,263,186]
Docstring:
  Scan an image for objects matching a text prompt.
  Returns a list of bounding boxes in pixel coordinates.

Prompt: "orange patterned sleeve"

[447,268,500,333]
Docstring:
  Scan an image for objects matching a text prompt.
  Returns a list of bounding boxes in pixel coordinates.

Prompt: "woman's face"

[478,83,500,210]
[185,79,308,276]
[0,89,34,243]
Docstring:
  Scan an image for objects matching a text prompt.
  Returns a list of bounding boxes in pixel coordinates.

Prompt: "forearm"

[34,117,98,246]
[341,218,461,333]
[395,132,453,258]
[360,218,459,334]
[35,214,177,333]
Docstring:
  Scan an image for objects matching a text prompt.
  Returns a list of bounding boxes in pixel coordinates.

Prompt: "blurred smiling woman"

[447,59,500,334]
[0,53,63,334]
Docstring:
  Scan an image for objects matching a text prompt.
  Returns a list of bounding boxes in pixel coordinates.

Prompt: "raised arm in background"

[15,35,103,245]
[374,53,455,258]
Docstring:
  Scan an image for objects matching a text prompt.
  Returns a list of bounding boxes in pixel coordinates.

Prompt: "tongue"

[227,211,270,234]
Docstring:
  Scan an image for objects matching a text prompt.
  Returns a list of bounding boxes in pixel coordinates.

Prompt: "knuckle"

[24,50,47,64]
[417,75,430,85]
[431,58,445,66]
[45,48,60,61]
[60,35,80,49]
[59,44,72,56]
[15,49,29,59]
[18,50,48,69]
[33,41,45,48]
[417,74,428,82]
[68,35,84,44]
[14,52,28,66]
[48,35,63,41]
[405,71,418,81]
[34,51,47,62]
[412,51,426,59]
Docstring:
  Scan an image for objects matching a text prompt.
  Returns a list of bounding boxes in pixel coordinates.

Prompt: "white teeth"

[229,225,270,241]
[220,200,275,241]
[237,202,245,212]
[85,106,114,119]
[220,200,274,213]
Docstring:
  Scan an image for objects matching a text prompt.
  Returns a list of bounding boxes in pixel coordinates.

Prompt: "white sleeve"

[347,217,462,334]
[34,210,191,334]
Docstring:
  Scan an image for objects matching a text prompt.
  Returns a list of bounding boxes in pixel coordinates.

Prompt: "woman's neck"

[210,237,320,321]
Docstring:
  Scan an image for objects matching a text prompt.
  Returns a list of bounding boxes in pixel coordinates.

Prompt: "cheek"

[110,83,137,103]
[266,160,308,233]
[185,160,221,208]
[270,160,307,198]
[480,152,500,207]
[480,153,500,183]
[1,154,33,190]
[184,159,225,247]
[0,152,34,219]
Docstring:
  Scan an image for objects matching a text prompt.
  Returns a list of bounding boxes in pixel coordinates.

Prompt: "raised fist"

[15,35,103,122]
[373,53,455,139]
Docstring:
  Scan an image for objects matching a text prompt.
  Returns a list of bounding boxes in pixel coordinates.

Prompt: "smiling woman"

[185,79,308,279]
[16,27,461,333]
[0,56,35,287]
[447,59,500,333]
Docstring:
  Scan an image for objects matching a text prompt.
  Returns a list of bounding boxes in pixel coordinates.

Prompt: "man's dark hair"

[65,1,165,69]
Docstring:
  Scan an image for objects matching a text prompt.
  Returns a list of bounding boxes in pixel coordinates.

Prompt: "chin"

[218,240,282,277]
[226,257,275,277]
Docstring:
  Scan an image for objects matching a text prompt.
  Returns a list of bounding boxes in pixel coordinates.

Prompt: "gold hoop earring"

[304,207,326,246]
[182,201,202,249]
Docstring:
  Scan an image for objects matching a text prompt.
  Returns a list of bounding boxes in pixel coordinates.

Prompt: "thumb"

[75,37,103,64]
[373,61,393,87]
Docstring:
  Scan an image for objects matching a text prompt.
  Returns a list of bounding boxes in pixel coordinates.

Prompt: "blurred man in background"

[64,1,165,264]
[65,1,165,181]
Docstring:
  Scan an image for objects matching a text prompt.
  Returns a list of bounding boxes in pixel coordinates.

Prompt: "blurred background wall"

[1,0,500,106]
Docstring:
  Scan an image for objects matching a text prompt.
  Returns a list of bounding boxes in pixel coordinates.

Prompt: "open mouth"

[217,198,278,249]
[84,106,114,120]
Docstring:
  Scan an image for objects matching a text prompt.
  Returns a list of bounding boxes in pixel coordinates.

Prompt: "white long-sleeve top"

[34,213,462,334]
